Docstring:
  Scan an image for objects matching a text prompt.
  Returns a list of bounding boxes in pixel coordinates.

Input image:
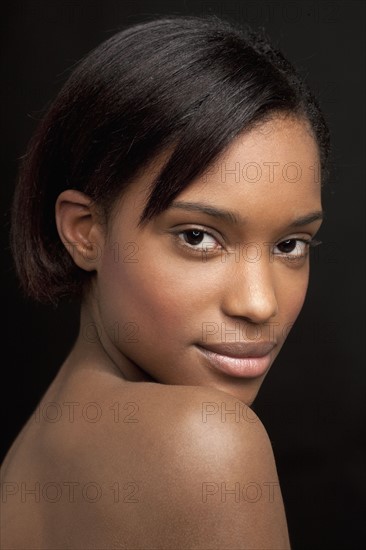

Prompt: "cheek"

[97,246,209,344]
[276,264,310,329]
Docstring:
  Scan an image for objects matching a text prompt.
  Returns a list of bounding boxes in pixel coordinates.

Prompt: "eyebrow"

[169,201,324,227]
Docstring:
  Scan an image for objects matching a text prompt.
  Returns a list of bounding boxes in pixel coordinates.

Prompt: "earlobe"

[55,189,105,272]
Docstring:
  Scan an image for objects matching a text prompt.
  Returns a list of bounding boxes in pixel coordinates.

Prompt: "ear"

[55,189,106,272]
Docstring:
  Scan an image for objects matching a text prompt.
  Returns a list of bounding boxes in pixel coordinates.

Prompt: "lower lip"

[196,346,272,378]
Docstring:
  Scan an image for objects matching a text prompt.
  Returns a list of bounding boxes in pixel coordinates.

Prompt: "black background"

[1,1,365,549]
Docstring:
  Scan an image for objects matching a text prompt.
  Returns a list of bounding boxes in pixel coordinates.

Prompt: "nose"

[221,257,279,324]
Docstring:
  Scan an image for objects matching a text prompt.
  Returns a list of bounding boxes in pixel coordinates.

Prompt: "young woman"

[1,13,330,549]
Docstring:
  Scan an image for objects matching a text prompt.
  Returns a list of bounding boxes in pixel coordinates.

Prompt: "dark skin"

[1,114,322,548]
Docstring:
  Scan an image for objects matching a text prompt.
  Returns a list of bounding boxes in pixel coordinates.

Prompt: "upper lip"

[197,341,276,358]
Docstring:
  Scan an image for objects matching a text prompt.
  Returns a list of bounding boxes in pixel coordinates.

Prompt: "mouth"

[195,341,276,379]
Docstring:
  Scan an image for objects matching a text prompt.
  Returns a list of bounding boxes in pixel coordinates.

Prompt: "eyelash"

[172,227,322,260]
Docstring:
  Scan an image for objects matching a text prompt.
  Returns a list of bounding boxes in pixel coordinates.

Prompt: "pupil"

[186,230,203,245]
[279,239,296,253]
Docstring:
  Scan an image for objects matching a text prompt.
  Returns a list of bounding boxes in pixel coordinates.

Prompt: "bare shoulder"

[102,382,273,459]
[128,382,275,454]
[100,383,291,549]
[17,380,290,549]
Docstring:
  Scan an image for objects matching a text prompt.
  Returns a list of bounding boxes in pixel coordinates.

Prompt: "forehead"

[111,114,321,230]
[226,114,319,166]
[176,114,321,210]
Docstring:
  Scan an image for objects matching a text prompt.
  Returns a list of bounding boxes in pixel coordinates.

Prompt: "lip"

[196,341,276,378]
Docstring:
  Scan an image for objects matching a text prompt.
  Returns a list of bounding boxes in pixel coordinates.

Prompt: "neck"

[59,295,155,384]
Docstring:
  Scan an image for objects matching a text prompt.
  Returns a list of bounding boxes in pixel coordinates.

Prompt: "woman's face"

[92,115,323,404]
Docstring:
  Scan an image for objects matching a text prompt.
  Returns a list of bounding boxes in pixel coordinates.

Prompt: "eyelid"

[170,226,222,257]
[272,237,322,259]
[171,224,223,244]
[171,224,319,247]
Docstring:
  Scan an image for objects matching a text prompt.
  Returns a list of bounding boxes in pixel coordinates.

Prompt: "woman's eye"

[175,229,221,253]
[274,238,310,258]
[174,230,321,260]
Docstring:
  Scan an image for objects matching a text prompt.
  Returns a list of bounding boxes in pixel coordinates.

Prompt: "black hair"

[10,13,331,305]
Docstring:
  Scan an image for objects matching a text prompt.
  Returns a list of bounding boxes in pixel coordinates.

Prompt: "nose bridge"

[222,250,278,322]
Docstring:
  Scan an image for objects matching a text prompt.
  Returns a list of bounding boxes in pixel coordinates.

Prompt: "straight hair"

[10,14,331,305]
